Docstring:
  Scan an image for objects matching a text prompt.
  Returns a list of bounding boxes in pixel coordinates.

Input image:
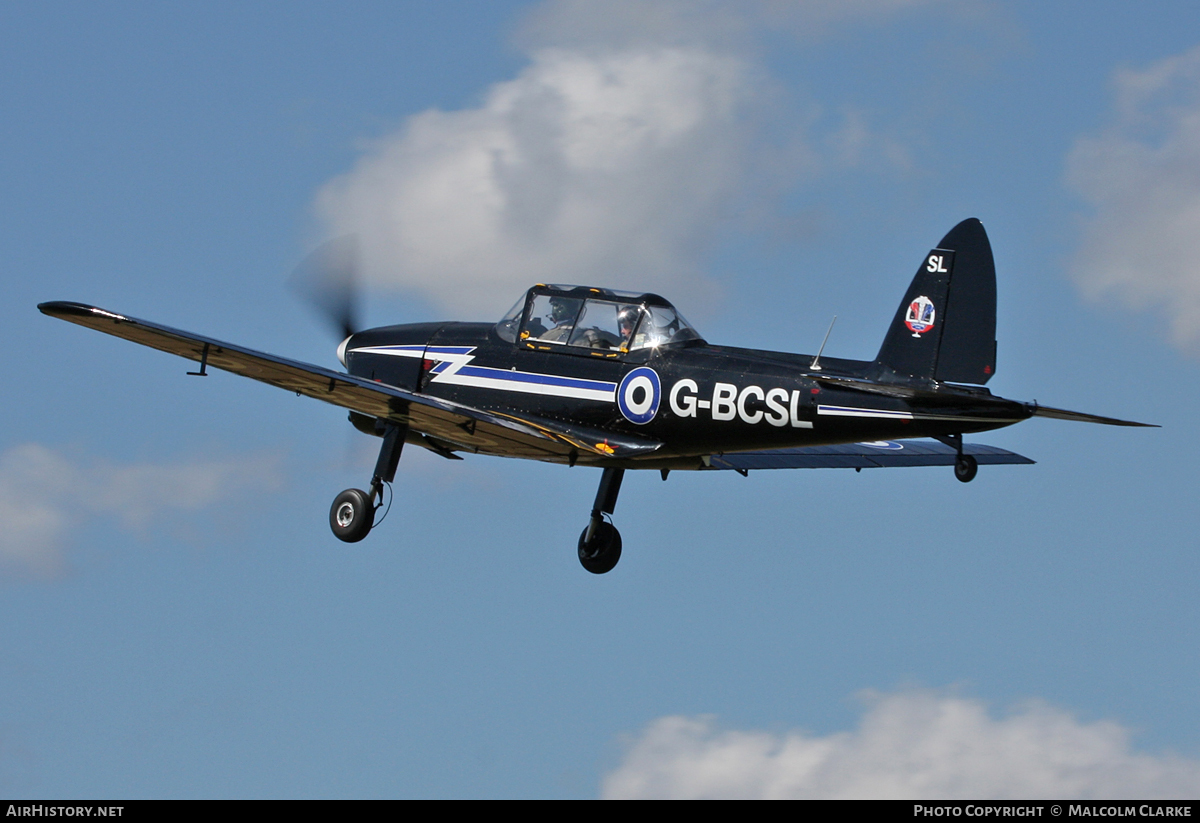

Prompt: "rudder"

[873,218,997,385]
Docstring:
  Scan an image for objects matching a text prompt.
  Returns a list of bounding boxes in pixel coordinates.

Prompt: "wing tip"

[39,301,128,322]
[39,300,88,315]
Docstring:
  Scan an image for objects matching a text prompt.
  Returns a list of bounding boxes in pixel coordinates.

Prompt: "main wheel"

[578,521,622,574]
[330,488,374,543]
[954,454,979,483]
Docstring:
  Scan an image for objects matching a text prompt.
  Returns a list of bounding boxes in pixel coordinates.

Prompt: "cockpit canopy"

[495,285,704,353]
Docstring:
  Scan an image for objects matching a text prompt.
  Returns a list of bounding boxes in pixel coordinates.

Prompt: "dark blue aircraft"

[40,219,1153,573]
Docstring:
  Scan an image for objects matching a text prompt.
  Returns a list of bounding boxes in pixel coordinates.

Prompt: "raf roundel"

[618,367,661,425]
[857,440,904,450]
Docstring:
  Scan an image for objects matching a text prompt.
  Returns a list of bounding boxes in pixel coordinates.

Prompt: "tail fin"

[873,218,997,385]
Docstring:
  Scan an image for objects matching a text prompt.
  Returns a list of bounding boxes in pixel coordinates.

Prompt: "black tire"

[578,521,622,574]
[330,488,374,543]
[954,454,979,483]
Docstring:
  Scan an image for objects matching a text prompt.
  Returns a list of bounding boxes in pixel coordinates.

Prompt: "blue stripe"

[455,365,615,391]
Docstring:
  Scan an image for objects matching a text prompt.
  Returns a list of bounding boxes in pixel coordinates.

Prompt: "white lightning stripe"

[432,372,615,401]
[348,345,616,403]
[352,346,425,358]
[818,405,1023,424]
[818,405,913,419]
[909,413,1024,423]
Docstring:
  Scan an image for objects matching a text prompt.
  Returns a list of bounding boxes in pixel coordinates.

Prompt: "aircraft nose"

[337,335,352,367]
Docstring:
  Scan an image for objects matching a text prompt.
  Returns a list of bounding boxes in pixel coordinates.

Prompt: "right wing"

[39,302,661,463]
[702,439,1034,471]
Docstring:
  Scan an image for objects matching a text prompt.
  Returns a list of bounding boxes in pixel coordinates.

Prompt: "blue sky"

[4,0,1200,798]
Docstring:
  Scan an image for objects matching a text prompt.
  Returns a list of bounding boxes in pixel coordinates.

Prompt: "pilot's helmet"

[617,306,639,335]
[549,297,576,324]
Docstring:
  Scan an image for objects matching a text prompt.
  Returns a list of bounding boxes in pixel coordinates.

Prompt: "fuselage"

[342,319,1032,468]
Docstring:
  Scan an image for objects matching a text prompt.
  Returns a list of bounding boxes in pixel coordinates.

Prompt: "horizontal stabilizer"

[702,439,1033,471]
[805,373,929,399]
[1029,404,1158,428]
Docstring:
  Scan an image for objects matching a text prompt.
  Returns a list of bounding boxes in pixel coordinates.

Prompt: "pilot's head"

[618,306,639,337]
[549,297,575,325]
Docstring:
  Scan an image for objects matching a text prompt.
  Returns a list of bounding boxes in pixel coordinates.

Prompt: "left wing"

[702,439,1033,471]
[39,302,660,463]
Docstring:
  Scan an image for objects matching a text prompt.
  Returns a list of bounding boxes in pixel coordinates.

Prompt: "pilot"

[617,306,640,345]
[538,297,578,343]
[574,304,640,349]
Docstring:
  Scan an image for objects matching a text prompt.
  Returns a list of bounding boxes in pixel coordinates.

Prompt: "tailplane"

[873,218,997,384]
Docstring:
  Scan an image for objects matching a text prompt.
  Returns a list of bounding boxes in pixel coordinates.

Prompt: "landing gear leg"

[329,421,407,543]
[578,467,624,574]
[937,433,978,483]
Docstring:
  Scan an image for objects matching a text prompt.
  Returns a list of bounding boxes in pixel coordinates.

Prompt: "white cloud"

[0,443,283,579]
[313,0,928,318]
[602,689,1200,799]
[316,46,752,317]
[1068,43,1200,350]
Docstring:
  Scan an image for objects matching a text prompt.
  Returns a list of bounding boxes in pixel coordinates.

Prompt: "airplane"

[39,218,1154,574]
